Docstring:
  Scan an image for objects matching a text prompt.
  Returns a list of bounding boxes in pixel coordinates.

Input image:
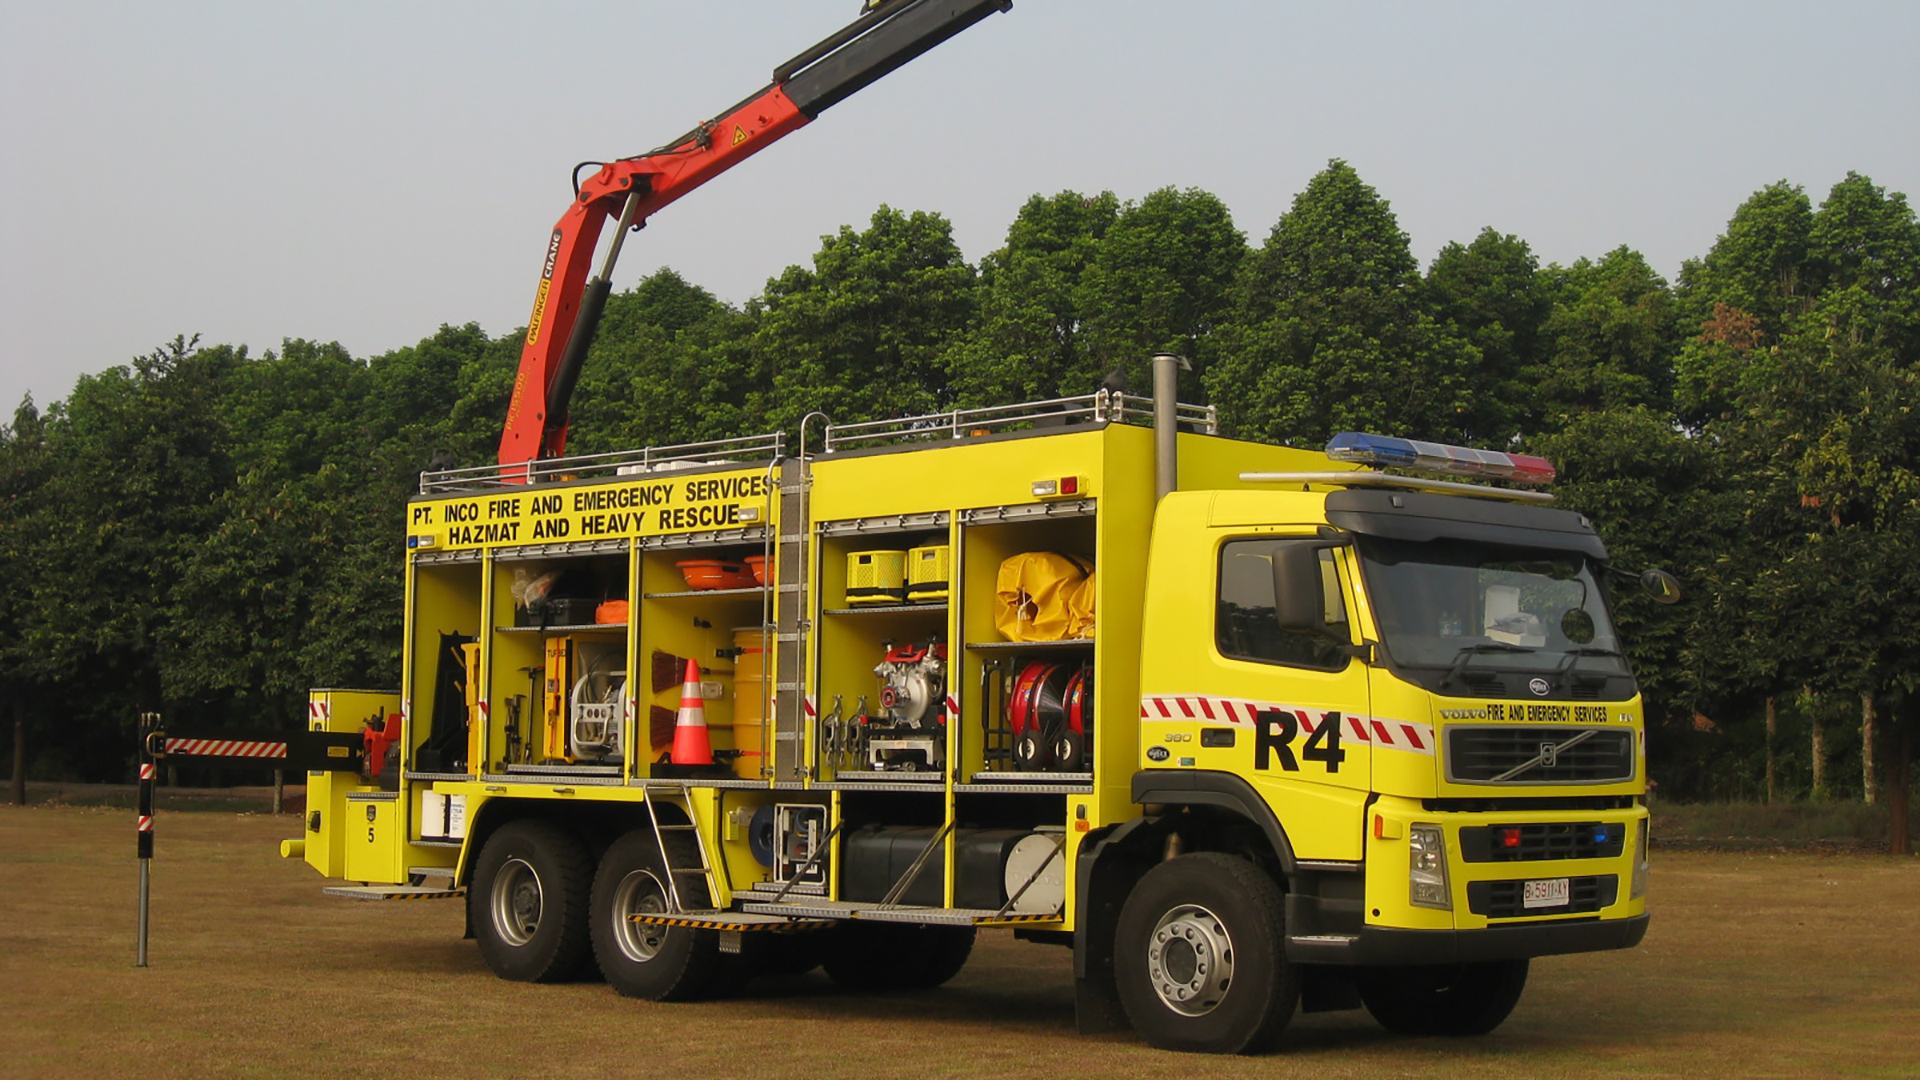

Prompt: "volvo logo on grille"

[1528,678,1551,696]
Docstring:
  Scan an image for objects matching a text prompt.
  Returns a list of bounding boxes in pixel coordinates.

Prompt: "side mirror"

[1273,541,1344,636]
[1639,569,1682,605]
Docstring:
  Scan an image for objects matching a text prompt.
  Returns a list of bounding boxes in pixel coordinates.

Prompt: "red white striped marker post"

[136,712,159,967]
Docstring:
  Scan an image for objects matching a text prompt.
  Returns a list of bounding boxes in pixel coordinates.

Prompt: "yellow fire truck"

[286,360,1663,1053]
[278,2,1668,1054]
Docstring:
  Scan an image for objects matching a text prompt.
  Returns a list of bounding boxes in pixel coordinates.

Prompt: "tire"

[1113,852,1298,1054]
[1358,959,1529,1037]
[469,819,594,982]
[589,828,731,1001]
[821,921,976,991]
[743,930,827,979]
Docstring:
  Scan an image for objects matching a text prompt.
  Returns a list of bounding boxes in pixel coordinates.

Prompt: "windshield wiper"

[1544,646,1628,691]
[1440,642,1535,689]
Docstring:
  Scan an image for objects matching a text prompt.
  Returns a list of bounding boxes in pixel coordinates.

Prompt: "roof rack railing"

[823,390,1217,453]
[420,432,787,494]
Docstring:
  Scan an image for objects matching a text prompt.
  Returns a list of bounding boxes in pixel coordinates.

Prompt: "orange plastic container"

[675,560,757,591]
[745,555,768,585]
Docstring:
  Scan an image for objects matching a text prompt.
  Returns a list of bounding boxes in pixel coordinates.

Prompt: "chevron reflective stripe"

[803,696,817,718]
[1140,694,1435,756]
[139,763,155,781]
[137,814,153,832]
[162,738,288,759]
[308,701,329,722]
[946,695,960,723]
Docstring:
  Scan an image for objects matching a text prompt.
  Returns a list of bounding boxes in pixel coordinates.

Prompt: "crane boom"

[498,0,1014,471]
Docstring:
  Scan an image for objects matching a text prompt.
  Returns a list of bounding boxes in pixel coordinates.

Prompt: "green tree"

[1074,187,1246,393]
[943,190,1120,407]
[1205,160,1477,446]
[1528,247,1680,429]
[1425,228,1550,443]
[758,205,977,429]
[1675,183,1815,425]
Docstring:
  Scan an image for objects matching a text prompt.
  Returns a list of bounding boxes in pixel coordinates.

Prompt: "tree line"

[3,161,1916,828]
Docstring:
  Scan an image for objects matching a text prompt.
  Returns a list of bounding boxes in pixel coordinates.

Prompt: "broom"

[650,706,678,755]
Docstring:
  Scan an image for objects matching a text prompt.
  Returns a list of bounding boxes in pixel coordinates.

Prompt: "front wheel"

[1113,852,1298,1054]
[1357,959,1530,1036]
[469,819,593,982]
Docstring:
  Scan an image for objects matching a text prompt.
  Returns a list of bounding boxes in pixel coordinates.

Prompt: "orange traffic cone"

[670,660,714,765]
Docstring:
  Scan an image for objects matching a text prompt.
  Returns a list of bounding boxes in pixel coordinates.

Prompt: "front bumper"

[1288,911,1649,965]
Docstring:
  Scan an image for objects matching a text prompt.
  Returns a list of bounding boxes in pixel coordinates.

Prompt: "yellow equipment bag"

[995,552,1096,641]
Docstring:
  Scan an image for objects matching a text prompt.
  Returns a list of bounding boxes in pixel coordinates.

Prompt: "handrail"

[823,390,1218,453]
[422,432,787,494]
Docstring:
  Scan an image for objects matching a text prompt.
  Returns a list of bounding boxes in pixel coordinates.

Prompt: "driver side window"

[1216,538,1350,671]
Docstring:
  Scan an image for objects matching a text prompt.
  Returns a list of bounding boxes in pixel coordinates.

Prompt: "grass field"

[3,805,1916,1080]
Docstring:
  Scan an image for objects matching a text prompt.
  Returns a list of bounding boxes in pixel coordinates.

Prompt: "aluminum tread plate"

[323,885,464,901]
[628,911,835,932]
[738,900,1061,926]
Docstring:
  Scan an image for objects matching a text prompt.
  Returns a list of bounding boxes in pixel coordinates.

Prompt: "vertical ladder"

[642,784,720,914]
[772,456,811,780]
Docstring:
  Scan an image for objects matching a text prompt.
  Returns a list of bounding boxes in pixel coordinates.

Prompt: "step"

[323,884,464,901]
[629,910,835,932]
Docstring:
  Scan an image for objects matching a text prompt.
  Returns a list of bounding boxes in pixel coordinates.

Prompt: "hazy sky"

[4,1,1917,415]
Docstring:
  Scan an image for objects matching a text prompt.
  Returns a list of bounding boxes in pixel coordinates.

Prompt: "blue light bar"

[1324,432,1556,485]
[1326,432,1416,467]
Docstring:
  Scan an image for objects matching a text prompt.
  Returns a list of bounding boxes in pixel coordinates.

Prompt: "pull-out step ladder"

[643,784,720,914]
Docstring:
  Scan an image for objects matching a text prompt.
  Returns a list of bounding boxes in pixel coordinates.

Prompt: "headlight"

[1409,824,1451,910]
[1630,818,1649,899]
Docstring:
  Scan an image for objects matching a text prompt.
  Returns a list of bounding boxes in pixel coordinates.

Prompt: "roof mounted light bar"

[1238,470,1555,504]
[1324,432,1556,485]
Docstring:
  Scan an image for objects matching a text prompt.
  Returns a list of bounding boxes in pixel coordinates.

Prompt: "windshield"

[1355,535,1628,689]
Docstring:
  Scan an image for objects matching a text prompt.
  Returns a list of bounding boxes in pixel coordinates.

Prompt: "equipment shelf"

[643,586,769,600]
[823,602,948,617]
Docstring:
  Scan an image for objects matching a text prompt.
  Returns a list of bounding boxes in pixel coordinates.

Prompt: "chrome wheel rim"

[490,857,543,947]
[1147,903,1235,1016]
[612,868,670,963]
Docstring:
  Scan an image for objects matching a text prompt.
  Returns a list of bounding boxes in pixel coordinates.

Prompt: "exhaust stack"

[1152,353,1190,503]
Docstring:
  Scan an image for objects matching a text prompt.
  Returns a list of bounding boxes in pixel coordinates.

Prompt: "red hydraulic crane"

[498,0,1013,471]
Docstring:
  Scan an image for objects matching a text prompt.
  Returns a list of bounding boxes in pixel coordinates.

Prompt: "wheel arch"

[1129,769,1299,875]
[1071,771,1300,1035]
[459,797,664,888]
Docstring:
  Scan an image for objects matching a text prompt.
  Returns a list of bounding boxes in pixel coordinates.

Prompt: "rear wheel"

[1358,959,1530,1036]
[470,819,593,982]
[590,828,731,1001]
[821,921,975,991]
[1114,852,1297,1054]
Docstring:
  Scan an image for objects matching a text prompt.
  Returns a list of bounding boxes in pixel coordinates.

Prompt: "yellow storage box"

[906,543,951,603]
[847,550,907,606]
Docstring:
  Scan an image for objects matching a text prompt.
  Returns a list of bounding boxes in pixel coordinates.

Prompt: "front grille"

[1460,822,1627,863]
[1469,875,1617,918]
[1447,725,1635,785]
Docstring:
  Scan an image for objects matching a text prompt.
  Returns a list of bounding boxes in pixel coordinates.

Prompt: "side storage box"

[906,544,951,603]
[304,688,401,879]
[343,791,407,884]
[846,551,907,606]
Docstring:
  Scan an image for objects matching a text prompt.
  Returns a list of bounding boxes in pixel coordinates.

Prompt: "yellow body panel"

[304,417,1647,953]
[302,689,398,879]
[342,793,407,883]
